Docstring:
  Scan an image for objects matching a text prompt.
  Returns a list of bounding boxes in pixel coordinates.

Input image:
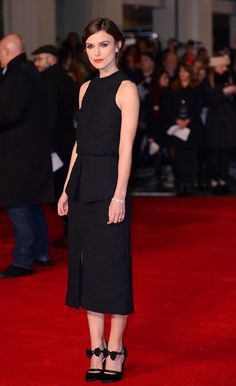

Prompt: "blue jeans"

[7,205,49,269]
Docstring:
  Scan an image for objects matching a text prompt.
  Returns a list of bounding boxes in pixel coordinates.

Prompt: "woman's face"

[85,30,119,71]
[179,66,190,83]
[159,73,170,87]
[164,53,178,71]
[192,60,202,75]
[140,55,155,73]
[197,68,206,82]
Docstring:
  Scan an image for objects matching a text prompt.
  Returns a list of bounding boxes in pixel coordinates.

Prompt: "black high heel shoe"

[85,347,106,382]
[101,346,127,383]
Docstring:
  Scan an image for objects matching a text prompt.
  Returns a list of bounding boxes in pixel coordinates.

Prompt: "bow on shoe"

[109,351,118,361]
[86,347,103,358]
[103,348,125,361]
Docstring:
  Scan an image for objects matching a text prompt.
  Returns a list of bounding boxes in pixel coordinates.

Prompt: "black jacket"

[168,84,204,147]
[146,85,171,145]
[205,74,236,148]
[41,64,77,166]
[0,54,54,205]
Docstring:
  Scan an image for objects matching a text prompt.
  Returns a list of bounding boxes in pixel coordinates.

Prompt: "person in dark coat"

[32,45,77,198]
[168,63,204,195]
[134,52,157,167]
[0,34,54,278]
[32,45,77,246]
[205,54,236,194]
[146,70,171,190]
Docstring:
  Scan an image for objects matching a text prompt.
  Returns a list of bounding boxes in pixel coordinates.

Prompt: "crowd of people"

[122,38,236,196]
[0,34,77,277]
[58,33,236,196]
[0,31,236,278]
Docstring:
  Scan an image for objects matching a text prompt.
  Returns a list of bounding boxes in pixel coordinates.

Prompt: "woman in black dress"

[58,18,139,383]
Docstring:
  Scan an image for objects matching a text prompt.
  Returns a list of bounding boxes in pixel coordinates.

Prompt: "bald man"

[0,34,54,278]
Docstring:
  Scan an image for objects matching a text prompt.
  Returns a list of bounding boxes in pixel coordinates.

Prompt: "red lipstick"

[94,59,104,63]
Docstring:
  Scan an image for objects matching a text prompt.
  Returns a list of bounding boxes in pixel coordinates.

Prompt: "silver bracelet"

[112,197,126,204]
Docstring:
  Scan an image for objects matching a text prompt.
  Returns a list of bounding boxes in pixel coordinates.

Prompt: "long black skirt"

[66,198,134,315]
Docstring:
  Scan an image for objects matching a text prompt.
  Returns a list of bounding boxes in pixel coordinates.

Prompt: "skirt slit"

[66,198,134,315]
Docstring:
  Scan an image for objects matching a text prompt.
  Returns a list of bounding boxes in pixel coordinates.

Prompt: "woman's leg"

[105,314,128,373]
[87,311,105,370]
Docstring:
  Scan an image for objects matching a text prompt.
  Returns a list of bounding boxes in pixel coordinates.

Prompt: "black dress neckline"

[98,70,120,81]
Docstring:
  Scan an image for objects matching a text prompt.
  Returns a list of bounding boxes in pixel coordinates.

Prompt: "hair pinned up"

[82,18,125,62]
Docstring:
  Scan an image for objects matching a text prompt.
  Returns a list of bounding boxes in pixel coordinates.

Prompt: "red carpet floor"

[1,197,236,386]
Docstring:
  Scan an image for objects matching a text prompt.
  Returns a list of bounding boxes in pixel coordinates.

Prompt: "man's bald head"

[0,33,25,68]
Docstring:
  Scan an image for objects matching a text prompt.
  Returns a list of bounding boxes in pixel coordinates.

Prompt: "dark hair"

[187,39,195,46]
[157,69,170,80]
[172,62,198,90]
[141,51,156,63]
[179,62,193,75]
[152,70,170,89]
[82,17,125,60]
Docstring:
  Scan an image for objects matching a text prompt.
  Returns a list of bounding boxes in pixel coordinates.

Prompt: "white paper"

[167,125,191,142]
[149,141,160,155]
[51,152,64,172]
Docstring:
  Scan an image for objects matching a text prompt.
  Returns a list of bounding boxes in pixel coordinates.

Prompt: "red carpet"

[1,197,236,386]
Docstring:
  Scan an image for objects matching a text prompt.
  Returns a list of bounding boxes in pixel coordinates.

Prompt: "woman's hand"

[223,85,236,96]
[107,200,125,224]
[58,191,69,216]
[148,137,155,143]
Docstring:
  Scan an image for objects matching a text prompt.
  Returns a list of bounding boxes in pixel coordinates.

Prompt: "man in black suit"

[0,34,54,278]
[32,45,77,246]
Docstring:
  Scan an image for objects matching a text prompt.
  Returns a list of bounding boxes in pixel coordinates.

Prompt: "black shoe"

[176,183,184,196]
[85,368,103,382]
[34,259,51,267]
[0,265,34,278]
[211,185,219,195]
[182,183,195,196]
[156,180,166,193]
[85,347,106,382]
[101,347,127,383]
[217,184,231,196]
[211,184,231,196]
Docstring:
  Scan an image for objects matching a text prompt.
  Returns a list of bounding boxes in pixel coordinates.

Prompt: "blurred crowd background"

[1,0,236,197]
[55,31,236,196]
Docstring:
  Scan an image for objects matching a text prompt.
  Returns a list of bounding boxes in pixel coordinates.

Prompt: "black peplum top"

[66,71,132,202]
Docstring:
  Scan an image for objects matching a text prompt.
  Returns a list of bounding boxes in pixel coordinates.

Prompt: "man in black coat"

[0,34,54,278]
[32,45,77,196]
[32,44,77,246]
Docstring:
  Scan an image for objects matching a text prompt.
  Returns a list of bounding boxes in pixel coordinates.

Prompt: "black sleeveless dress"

[65,71,134,315]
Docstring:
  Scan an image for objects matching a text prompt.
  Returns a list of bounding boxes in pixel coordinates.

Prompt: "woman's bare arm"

[63,80,91,192]
[114,80,140,198]
[107,80,139,224]
[58,80,90,216]
[62,142,77,192]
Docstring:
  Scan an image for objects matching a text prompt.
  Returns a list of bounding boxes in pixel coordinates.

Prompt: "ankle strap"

[86,347,105,358]
[104,347,126,361]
